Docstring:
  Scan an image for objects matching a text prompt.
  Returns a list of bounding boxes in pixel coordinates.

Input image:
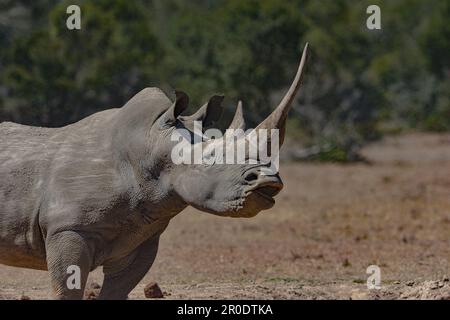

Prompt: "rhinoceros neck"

[112,153,188,221]
[107,105,188,220]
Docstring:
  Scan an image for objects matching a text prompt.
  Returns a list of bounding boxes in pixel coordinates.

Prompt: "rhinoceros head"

[115,44,308,218]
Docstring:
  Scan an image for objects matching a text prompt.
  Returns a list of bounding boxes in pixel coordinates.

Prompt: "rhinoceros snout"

[244,168,283,202]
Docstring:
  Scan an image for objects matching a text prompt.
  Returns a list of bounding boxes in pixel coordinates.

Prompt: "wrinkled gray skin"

[0,44,308,299]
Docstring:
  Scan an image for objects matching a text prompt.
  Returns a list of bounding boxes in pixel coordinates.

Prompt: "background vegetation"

[1,0,449,160]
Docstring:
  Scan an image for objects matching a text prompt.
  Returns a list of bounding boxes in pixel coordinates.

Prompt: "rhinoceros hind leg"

[46,231,93,300]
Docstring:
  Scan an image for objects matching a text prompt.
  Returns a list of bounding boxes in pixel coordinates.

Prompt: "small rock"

[20,294,31,300]
[393,280,401,285]
[84,282,101,300]
[429,281,439,290]
[144,282,164,299]
[406,280,415,286]
[90,282,101,290]
[85,291,98,300]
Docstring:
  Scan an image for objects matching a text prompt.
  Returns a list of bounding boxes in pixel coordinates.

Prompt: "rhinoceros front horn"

[253,42,309,146]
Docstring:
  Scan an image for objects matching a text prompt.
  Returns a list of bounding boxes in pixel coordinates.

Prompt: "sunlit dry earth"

[1,133,449,299]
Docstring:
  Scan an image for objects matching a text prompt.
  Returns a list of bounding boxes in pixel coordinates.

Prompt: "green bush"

[0,0,448,161]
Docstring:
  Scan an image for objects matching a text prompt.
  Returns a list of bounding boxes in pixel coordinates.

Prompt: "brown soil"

[1,133,449,299]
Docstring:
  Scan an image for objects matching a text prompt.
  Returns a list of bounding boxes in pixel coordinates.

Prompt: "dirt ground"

[1,133,449,300]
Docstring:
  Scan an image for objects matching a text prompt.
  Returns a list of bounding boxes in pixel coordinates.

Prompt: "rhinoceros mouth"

[246,179,283,205]
[254,189,276,204]
[255,187,279,202]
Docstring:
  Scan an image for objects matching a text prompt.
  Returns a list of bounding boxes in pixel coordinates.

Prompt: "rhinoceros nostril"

[244,172,258,182]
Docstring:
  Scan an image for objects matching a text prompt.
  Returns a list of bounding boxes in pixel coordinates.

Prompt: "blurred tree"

[1,0,163,126]
[0,0,448,160]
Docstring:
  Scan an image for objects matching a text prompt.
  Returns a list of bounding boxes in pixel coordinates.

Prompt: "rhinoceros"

[0,44,308,299]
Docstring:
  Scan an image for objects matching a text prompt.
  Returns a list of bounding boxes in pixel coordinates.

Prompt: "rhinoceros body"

[0,44,308,299]
[0,101,166,269]
[0,89,187,298]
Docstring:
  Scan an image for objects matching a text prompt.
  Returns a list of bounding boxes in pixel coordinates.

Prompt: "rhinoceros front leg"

[45,231,94,300]
[98,235,160,300]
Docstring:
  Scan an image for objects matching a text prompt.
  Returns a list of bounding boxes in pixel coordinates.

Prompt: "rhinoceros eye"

[159,117,178,130]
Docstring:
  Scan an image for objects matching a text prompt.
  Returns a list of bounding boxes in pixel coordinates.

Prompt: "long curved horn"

[254,42,308,145]
[228,100,245,130]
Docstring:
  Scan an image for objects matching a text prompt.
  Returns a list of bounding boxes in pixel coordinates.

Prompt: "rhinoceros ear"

[159,90,189,127]
[180,95,224,129]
